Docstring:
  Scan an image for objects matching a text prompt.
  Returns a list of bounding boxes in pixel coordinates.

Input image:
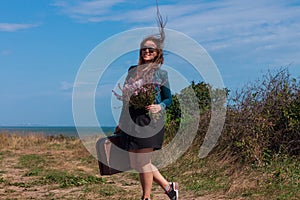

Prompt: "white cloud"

[159,0,300,69]
[52,0,126,22]
[53,0,300,78]
[57,0,299,55]
[0,23,39,32]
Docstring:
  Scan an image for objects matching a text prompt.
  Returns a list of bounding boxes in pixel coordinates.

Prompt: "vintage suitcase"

[96,134,131,175]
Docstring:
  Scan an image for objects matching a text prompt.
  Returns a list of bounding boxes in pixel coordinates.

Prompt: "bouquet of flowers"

[113,77,158,109]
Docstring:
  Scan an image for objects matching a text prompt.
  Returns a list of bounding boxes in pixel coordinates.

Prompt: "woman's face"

[141,40,158,63]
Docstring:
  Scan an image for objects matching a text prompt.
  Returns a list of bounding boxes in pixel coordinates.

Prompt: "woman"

[118,35,178,200]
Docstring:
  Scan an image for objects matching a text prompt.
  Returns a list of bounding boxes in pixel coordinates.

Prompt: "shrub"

[221,68,300,164]
[164,68,299,165]
[165,81,228,146]
[165,81,212,140]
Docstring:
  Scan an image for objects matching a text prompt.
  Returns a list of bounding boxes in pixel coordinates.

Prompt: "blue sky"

[1,0,299,126]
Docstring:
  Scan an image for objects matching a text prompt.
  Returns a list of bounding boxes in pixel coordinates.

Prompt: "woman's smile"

[142,40,158,62]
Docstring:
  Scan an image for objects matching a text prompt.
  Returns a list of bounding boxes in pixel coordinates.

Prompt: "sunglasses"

[141,46,157,53]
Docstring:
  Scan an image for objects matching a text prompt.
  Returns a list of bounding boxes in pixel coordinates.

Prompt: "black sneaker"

[166,182,179,200]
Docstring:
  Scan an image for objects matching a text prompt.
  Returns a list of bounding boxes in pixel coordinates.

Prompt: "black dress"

[118,66,172,151]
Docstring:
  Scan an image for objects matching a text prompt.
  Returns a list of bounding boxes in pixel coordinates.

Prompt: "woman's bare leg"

[151,165,169,190]
[139,168,153,198]
[130,148,154,199]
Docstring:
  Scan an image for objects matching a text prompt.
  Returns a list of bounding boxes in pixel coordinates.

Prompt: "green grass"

[160,151,230,196]
[228,155,300,199]
[8,181,35,188]
[18,154,46,177]
[256,155,300,199]
[97,184,126,196]
[79,154,95,164]
[15,153,106,189]
[184,170,229,195]
[38,170,106,188]
[18,154,46,168]
[4,189,16,194]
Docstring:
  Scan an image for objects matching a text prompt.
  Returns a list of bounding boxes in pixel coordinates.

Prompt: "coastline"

[0,126,115,137]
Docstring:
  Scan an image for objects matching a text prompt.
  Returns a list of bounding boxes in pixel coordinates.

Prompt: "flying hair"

[138,0,167,68]
[155,0,167,48]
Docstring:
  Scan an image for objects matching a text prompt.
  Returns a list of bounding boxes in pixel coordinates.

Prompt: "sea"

[0,126,115,137]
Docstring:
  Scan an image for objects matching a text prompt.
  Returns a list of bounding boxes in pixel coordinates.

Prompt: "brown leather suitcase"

[96,135,131,175]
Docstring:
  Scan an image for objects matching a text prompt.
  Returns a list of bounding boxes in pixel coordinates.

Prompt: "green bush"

[165,81,228,140]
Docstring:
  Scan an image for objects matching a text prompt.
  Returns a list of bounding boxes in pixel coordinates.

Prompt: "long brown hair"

[136,0,167,79]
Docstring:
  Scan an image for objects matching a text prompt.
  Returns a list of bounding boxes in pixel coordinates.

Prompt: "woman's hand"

[114,125,121,135]
[146,104,161,114]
